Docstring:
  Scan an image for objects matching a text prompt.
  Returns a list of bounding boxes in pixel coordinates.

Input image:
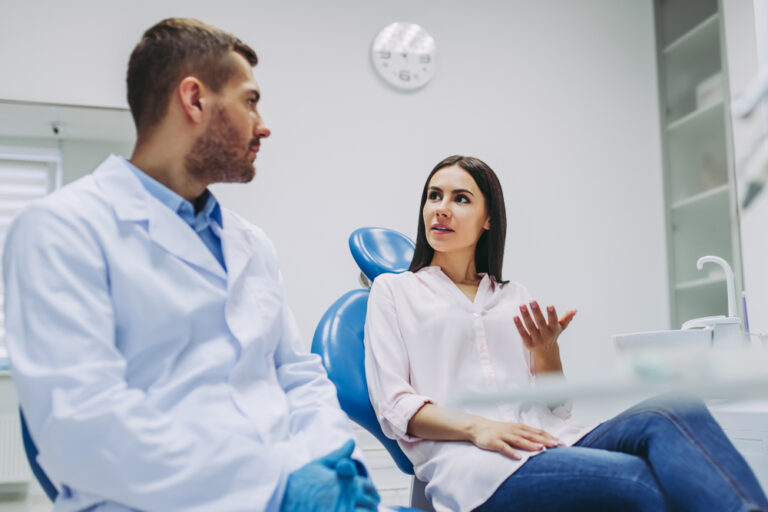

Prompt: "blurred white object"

[696,73,724,110]
[732,70,768,118]
[613,329,712,351]
[612,330,712,381]
[732,71,768,208]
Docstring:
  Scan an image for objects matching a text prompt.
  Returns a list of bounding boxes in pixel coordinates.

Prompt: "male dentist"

[3,18,379,512]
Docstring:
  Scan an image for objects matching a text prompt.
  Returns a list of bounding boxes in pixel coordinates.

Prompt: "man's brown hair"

[127,18,258,131]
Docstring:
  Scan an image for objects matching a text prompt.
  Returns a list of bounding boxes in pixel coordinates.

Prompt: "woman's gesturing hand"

[469,417,562,459]
[513,301,577,354]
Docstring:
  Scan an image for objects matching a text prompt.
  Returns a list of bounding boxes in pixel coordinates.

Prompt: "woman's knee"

[495,448,670,512]
[610,478,670,512]
[631,394,712,426]
[598,456,670,512]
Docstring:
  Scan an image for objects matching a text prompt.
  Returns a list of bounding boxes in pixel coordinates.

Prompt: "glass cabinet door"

[654,0,743,327]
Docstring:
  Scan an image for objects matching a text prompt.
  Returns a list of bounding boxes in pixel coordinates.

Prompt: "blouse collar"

[416,266,497,309]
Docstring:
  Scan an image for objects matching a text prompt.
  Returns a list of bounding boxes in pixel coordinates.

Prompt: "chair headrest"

[349,227,415,282]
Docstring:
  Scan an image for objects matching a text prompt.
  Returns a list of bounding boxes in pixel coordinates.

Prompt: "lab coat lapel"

[220,215,284,359]
[219,216,255,292]
[92,155,227,281]
[146,201,227,280]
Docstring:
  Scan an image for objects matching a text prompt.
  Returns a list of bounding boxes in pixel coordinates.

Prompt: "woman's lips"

[431,226,454,235]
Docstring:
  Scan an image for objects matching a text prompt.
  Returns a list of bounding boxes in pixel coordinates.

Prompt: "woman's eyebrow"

[428,186,475,196]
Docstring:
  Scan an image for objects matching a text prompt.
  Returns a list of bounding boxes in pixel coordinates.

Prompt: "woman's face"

[423,165,490,255]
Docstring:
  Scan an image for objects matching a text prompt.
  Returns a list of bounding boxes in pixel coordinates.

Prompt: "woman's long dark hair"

[409,155,508,283]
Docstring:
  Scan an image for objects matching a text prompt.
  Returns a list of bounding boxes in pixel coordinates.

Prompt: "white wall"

[722,0,768,336]
[0,0,667,379]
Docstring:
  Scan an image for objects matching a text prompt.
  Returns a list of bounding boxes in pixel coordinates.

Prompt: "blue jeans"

[474,396,768,512]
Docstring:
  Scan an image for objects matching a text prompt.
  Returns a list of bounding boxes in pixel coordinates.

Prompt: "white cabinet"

[0,372,29,491]
[653,0,744,327]
[711,400,768,491]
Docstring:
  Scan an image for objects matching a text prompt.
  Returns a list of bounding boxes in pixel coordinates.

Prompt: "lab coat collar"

[92,155,227,281]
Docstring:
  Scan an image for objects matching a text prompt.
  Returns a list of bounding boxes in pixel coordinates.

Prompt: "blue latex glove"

[280,440,380,512]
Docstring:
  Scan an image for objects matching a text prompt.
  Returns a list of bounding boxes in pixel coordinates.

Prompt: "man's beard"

[185,106,256,184]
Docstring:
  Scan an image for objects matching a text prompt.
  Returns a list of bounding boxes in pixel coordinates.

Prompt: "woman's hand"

[469,417,562,459]
[513,301,576,355]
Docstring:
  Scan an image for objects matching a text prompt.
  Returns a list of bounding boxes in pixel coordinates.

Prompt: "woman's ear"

[484,217,491,230]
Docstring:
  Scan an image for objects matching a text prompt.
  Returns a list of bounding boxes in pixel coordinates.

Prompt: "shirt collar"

[418,265,496,290]
[122,158,222,229]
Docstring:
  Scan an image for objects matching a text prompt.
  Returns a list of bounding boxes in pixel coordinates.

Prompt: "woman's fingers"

[475,420,562,458]
[505,434,545,452]
[493,440,521,460]
[528,431,562,447]
[513,316,533,348]
[515,424,562,446]
[546,304,559,330]
[530,302,550,333]
[519,304,539,336]
[559,309,578,330]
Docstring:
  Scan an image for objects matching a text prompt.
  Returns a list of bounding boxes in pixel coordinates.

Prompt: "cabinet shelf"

[666,100,727,203]
[666,99,723,131]
[662,11,722,125]
[675,274,726,291]
[662,13,719,55]
[671,184,729,210]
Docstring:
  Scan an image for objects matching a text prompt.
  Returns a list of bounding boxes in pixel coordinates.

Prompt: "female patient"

[363,155,768,512]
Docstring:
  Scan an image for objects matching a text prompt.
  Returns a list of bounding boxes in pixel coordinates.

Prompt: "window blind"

[0,152,60,354]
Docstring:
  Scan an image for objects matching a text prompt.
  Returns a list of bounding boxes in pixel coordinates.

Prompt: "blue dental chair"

[312,227,435,512]
[20,409,58,501]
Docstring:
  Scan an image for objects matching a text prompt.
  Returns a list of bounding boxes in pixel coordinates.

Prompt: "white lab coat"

[2,155,356,511]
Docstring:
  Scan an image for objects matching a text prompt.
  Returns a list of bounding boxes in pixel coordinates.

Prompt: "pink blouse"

[364,267,597,512]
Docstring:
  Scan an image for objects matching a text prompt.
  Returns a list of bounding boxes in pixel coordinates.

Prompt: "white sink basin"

[612,329,713,351]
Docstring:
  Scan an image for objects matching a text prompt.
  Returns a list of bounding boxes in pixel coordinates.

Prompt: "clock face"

[371,22,436,91]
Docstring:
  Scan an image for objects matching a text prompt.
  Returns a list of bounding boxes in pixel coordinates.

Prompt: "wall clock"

[371,22,437,91]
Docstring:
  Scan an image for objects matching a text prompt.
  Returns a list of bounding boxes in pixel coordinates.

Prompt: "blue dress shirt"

[123,158,226,270]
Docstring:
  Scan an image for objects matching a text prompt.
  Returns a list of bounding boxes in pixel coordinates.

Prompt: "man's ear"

[177,77,205,124]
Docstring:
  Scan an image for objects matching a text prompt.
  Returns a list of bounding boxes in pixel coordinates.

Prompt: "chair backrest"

[19,409,58,501]
[311,289,414,474]
[349,227,415,283]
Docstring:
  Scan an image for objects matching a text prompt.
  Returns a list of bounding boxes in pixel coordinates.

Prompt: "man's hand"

[280,440,380,512]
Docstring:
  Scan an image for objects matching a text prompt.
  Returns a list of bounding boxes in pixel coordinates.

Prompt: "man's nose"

[254,117,271,139]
